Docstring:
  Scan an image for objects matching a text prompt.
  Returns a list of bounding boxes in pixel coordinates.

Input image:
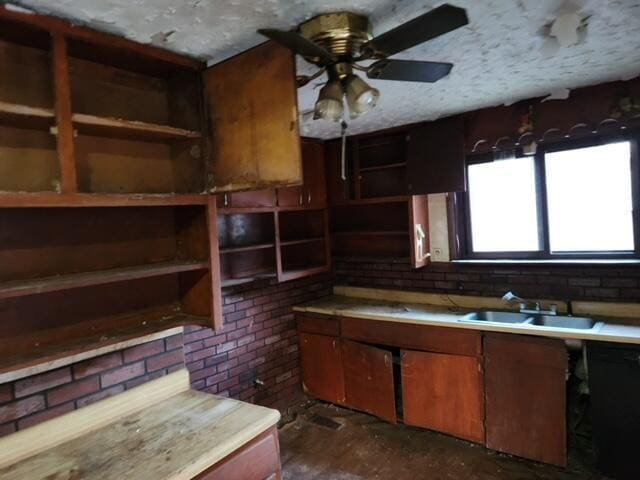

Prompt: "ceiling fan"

[258,4,469,122]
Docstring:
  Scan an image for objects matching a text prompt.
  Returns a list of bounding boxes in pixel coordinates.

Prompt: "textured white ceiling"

[10,0,640,139]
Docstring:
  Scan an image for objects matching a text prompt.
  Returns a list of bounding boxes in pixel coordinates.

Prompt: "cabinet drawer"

[194,428,280,480]
[297,314,339,336]
[341,317,481,356]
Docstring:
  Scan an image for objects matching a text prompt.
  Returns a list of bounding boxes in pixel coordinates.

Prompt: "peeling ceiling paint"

[10,0,640,139]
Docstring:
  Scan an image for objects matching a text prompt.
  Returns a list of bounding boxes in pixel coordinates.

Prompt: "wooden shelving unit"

[0,7,224,376]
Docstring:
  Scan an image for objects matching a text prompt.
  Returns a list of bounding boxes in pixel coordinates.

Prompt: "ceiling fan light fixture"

[344,74,379,119]
[314,78,344,122]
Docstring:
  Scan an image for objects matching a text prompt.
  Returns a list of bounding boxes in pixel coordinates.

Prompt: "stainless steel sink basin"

[526,315,597,330]
[460,311,531,324]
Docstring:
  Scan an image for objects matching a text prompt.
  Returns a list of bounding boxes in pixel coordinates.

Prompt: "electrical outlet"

[433,247,443,260]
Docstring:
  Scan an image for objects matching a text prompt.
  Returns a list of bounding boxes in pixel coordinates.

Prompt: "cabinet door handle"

[299,192,303,205]
[223,193,229,206]
[307,190,312,205]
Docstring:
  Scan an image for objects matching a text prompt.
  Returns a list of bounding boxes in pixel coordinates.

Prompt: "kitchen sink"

[460,311,601,330]
[460,311,531,324]
[525,315,598,330]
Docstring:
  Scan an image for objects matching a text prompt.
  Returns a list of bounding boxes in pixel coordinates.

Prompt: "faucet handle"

[550,304,558,314]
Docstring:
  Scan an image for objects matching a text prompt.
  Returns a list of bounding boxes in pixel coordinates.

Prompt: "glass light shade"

[314,80,344,122]
[344,74,379,118]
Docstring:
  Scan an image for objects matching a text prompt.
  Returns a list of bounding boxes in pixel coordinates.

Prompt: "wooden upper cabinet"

[277,139,326,208]
[203,41,302,193]
[218,189,277,208]
[407,116,465,194]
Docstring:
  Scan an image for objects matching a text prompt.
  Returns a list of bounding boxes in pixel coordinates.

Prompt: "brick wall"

[335,258,640,302]
[0,332,184,438]
[184,274,333,410]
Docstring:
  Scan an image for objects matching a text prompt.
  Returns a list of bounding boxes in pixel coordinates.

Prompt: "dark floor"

[278,402,609,480]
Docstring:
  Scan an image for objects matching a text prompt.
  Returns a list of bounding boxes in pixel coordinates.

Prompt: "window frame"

[460,134,640,260]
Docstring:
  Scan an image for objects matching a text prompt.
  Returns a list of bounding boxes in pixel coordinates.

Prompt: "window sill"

[452,258,640,266]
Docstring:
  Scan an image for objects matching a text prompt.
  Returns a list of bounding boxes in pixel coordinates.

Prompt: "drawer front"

[195,428,280,480]
[341,317,481,356]
[297,314,340,336]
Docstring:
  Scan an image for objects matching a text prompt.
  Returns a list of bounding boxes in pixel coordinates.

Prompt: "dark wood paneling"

[407,116,465,194]
[297,314,340,337]
[195,427,281,480]
[341,317,482,356]
[402,349,484,443]
[484,333,567,467]
[299,333,345,404]
[342,340,397,423]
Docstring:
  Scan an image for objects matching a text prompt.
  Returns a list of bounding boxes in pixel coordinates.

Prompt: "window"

[464,140,639,259]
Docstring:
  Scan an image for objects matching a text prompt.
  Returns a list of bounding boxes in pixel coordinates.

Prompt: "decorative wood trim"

[0,369,191,469]
[207,197,224,331]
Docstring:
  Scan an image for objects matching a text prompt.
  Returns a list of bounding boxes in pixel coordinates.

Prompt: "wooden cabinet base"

[194,427,281,480]
[401,350,484,443]
[484,333,567,467]
[299,332,346,404]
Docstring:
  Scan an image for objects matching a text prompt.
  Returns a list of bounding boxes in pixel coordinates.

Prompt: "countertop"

[293,291,640,345]
[0,372,280,480]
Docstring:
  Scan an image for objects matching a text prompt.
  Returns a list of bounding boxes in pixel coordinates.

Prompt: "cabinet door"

[302,139,327,208]
[401,350,484,443]
[276,186,303,207]
[299,333,345,404]
[342,340,396,423]
[203,41,302,192]
[409,195,430,268]
[407,116,465,194]
[484,333,567,467]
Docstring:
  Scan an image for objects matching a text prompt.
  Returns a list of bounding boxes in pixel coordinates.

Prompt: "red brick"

[101,362,145,388]
[123,339,165,363]
[0,396,45,423]
[0,384,12,403]
[17,402,75,429]
[76,385,125,408]
[47,377,100,406]
[146,349,184,372]
[14,368,71,398]
[0,422,16,437]
[73,352,122,379]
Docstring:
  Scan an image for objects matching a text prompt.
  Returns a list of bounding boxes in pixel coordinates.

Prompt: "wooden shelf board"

[219,243,275,254]
[221,273,277,288]
[279,265,329,282]
[0,260,209,300]
[72,113,201,142]
[0,308,209,378]
[0,101,55,130]
[0,192,208,208]
[332,230,409,237]
[330,195,410,207]
[359,162,407,173]
[280,237,325,247]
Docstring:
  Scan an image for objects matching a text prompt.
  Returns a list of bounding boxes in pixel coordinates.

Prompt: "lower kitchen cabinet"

[342,340,397,423]
[401,350,484,443]
[299,332,345,404]
[484,333,568,467]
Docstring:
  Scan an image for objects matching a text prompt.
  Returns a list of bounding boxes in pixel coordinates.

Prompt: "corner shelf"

[358,162,406,173]
[72,113,202,142]
[280,237,325,247]
[332,230,408,237]
[0,260,209,300]
[220,273,277,288]
[219,243,275,254]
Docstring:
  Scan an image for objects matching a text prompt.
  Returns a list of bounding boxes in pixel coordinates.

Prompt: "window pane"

[545,142,634,253]
[468,158,540,252]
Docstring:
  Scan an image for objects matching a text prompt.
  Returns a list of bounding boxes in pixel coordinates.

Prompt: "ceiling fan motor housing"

[298,12,372,63]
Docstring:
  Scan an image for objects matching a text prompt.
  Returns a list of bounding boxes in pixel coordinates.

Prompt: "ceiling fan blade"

[361,4,468,58]
[367,59,453,83]
[257,29,335,63]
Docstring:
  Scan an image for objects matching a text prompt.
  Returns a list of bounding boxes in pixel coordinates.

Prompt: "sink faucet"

[502,291,558,316]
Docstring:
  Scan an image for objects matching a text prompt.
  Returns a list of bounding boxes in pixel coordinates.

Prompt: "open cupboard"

[0,5,306,372]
